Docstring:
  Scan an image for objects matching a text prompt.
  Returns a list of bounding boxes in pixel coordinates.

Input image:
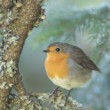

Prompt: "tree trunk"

[0,0,44,109]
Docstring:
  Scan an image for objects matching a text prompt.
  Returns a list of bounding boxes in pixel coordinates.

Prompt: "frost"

[3,35,20,50]
[9,83,13,87]
[0,27,19,79]
[37,105,43,110]
[36,91,85,110]
[0,82,9,89]
[6,67,13,74]
[8,11,12,16]
[0,29,20,54]
[0,71,4,76]
[0,13,3,20]
[0,61,6,70]
[20,96,29,100]
[5,60,17,77]
[7,60,14,67]
[0,59,17,77]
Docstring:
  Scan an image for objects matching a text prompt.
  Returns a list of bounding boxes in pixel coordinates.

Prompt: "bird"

[43,42,100,102]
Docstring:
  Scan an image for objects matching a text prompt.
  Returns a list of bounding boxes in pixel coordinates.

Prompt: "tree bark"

[0,0,44,109]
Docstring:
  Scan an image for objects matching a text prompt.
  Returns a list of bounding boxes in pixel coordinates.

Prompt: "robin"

[43,42,100,101]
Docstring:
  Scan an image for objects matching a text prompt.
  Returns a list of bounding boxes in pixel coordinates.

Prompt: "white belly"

[49,73,91,90]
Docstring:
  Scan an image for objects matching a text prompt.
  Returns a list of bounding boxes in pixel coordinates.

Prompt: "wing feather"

[70,46,100,72]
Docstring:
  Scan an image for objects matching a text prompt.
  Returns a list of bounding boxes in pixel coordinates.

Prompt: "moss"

[0,0,43,110]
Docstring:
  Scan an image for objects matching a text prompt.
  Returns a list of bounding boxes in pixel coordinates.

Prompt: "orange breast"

[45,53,70,79]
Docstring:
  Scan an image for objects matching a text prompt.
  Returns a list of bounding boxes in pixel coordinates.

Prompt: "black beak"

[43,49,50,53]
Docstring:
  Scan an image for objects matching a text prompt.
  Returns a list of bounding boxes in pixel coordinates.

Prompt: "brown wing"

[70,46,100,72]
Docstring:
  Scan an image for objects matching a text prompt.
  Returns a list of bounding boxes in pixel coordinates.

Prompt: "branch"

[29,91,93,110]
[0,0,44,109]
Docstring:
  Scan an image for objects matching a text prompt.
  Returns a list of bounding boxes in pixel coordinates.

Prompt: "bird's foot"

[65,88,73,106]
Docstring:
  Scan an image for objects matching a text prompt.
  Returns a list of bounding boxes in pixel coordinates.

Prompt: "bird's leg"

[51,86,59,96]
[65,88,73,106]
[52,86,59,95]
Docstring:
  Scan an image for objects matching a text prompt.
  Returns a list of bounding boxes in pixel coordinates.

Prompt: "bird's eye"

[56,48,60,52]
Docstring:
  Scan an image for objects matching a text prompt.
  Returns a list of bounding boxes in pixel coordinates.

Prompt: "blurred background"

[1,0,110,109]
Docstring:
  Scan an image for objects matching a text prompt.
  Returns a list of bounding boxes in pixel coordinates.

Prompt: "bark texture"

[0,0,44,109]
